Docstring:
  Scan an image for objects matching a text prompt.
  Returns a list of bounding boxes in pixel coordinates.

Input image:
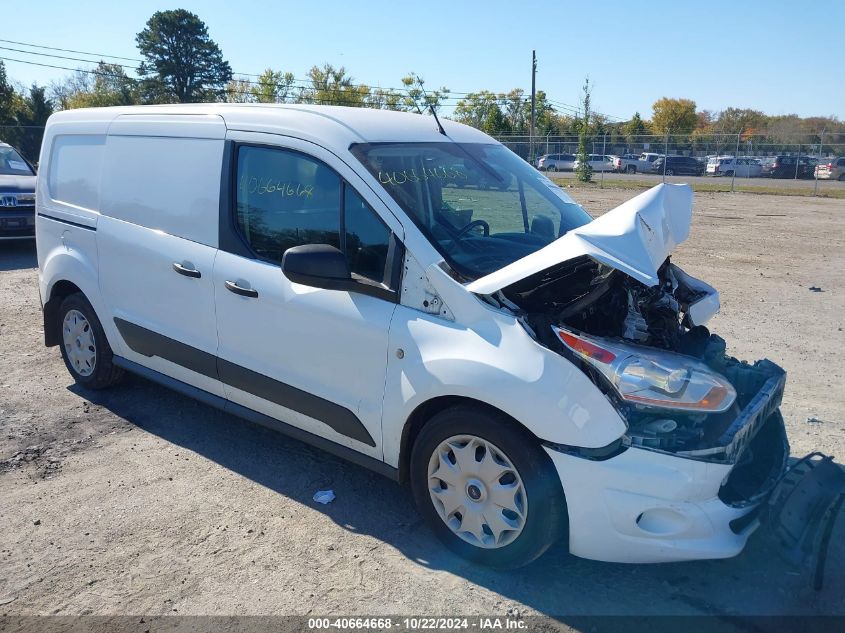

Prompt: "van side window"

[343,187,391,283]
[48,135,105,211]
[236,146,341,264]
[235,145,395,287]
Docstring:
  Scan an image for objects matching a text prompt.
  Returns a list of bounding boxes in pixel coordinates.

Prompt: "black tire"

[665,168,674,176]
[724,170,734,177]
[838,173,845,182]
[58,293,124,390]
[548,165,557,172]
[410,405,567,568]
[626,165,637,174]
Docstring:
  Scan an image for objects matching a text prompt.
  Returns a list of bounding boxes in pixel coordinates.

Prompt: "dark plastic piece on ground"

[766,452,845,590]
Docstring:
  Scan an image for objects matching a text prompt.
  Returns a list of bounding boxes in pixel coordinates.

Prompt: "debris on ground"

[806,416,824,424]
[313,490,336,505]
[809,286,823,292]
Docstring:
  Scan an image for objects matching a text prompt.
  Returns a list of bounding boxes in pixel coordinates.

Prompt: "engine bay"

[492,255,788,468]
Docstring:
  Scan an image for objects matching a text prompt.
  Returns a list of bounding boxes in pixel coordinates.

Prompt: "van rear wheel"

[410,405,566,568]
[58,293,124,390]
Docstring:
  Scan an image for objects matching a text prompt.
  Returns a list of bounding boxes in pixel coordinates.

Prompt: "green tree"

[136,9,232,103]
[0,61,32,153]
[70,63,139,108]
[366,88,405,111]
[454,91,503,130]
[224,77,253,103]
[17,84,53,162]
[252,69,296,103]
[575,78,593,183]
[651,97,697,134]
[305,63,369,106]
[714,107,766,135]
[502,89,526,132]
[624,112,648,141]
[401,73,449,114]
[0,61,22,127]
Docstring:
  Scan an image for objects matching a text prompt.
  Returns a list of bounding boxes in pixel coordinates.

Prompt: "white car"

[35,104,833,568]
[572,154,614,172]
[536,153,576,172]
[706,156,762,178]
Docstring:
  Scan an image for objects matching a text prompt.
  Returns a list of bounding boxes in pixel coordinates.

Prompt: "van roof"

[46,103,491,151]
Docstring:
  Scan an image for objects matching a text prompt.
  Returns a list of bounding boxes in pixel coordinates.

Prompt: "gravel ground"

[1,188,844,626]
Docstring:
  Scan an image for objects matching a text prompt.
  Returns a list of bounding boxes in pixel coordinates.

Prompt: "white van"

[36,105,832,568]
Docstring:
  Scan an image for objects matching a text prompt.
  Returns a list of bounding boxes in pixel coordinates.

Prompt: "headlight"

[554,327,736,413]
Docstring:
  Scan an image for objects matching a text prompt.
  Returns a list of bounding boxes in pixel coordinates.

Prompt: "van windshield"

[350,142,592,280]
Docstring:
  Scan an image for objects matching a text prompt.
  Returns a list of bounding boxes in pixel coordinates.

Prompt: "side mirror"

[282,244,355,291]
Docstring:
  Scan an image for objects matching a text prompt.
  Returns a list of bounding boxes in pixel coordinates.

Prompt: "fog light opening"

[635,507,690,536]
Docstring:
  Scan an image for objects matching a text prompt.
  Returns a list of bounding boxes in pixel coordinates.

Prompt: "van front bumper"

[545,444,762,563]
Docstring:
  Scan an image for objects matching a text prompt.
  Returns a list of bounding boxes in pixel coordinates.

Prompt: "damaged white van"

[36,105,842,568]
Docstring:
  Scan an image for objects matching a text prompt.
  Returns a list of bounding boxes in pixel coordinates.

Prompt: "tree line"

[0,8,842,163]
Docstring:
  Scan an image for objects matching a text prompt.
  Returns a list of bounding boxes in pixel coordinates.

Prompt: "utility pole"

[530,50,536,165]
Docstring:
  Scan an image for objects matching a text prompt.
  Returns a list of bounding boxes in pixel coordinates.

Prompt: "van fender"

[381,307,627,468]
[39,231,119,354]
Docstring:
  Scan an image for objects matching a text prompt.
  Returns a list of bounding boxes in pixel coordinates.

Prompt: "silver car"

[537,153,576,172]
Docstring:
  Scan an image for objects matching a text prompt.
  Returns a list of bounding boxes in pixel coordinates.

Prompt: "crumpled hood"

[466,183,693,294]
[0,175,37,193]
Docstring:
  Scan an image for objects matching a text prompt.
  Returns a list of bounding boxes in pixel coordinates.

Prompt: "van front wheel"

[410,405,566,568]
[58,293,124,390]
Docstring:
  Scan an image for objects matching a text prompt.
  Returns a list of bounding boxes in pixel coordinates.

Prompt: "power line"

[0,55,464,109]
[0,38,143,63]
[2,37,622,120]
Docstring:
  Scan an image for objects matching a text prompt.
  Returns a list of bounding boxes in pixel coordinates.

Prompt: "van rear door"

[97,114,226,397]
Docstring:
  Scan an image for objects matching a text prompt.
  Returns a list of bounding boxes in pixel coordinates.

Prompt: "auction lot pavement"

[1,189,844,625]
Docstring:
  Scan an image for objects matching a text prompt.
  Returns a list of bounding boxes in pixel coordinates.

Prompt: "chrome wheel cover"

[62,309,96,377]
[427,434,527,549]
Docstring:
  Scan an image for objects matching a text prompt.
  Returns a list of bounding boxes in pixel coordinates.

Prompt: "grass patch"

[548,175,845,199]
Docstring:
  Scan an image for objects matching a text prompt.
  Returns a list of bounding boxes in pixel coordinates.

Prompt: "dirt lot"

[1,188,844,626]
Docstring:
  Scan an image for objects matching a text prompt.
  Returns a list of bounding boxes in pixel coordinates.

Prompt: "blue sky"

[3,0,842,120]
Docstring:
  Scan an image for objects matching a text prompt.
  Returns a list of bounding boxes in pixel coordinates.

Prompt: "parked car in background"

[612,154,641,173]
[759,156,777,177]
[572,154,614,172]
[636,152,663,174]
[815,157,845,181]
[537,153,576,172]
[0,141,37,240]
[767,155,817,179]
[650,155,705,176]
[705,157,762,178]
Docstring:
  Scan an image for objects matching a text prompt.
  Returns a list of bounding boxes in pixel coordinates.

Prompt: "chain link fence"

[493,132,845,196]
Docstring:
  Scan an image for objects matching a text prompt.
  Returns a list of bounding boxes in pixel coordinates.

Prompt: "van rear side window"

[99,135,223,246]
[48,135,105,211]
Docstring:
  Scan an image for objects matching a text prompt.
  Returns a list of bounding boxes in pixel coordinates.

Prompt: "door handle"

[172,262,201,278]
[225,280,258,298]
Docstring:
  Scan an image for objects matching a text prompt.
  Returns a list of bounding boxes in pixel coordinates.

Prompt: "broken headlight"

[554,327,736,413]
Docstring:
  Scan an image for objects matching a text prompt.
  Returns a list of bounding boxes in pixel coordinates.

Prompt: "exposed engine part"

[504,256,712,351]
[500,255,786,464]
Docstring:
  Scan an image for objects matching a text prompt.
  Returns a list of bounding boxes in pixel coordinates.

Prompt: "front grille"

[0,193,35,210]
